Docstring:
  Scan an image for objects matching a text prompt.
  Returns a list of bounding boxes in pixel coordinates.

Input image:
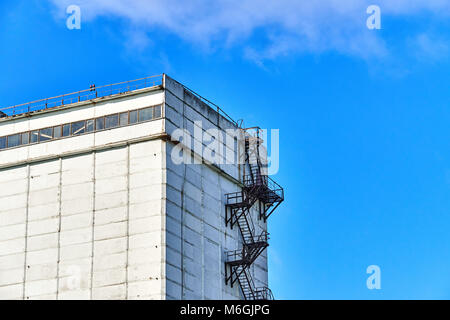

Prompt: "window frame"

[0,104,163,151]
[7,134,21,148]
[138,107,154,122]
[53,125,62,139]
[105,113,119,129]
[30,130,39,144]
[71,120,86,136]
[119,112,129,126]
[39,127,54,142]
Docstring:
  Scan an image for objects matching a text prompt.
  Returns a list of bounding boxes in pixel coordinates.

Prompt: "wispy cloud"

[409,33,450,62]
[49,0,450,63]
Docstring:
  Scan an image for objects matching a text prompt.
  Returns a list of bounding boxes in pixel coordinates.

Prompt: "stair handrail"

[254,287,275,300]
[226,249,246,264]
[241,267,257,300]
[266,176,284,199]
[244,129,265,186]
[241,204,256,243]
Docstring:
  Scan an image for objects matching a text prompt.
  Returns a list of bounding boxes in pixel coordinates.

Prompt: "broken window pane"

[71,121,85,135]
[39,128,53,142]
[86,119,94,132]
[30,130,39,143]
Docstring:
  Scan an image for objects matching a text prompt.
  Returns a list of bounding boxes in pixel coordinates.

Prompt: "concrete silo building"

[0,74,283,300]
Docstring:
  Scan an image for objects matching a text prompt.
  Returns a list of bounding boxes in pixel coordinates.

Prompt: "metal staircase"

[235,266,274,300]
[244,174,284,221]
[224,128,284,300]
[224,233,270,300]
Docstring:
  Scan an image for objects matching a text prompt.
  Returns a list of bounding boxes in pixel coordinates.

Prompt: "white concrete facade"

[0,75,268,300]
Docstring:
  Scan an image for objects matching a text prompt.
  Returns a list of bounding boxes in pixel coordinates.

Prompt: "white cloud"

[409,33,450,62]
[49,0,450,61]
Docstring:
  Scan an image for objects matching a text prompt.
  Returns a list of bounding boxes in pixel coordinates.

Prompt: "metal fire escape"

[225,128,284,300]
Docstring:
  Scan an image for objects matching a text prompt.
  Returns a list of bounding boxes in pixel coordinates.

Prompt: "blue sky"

[1,0,450,299]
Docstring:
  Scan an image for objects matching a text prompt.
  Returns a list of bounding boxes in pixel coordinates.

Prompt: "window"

[154,105,162,118]
[30,131,39,143]
[129,110,138,124]
[0,105,162,151]
[7,134,20,148]
[86,119,94,132]
[105,114,118,129]
[139,107,153,122]
[71,121,85,135]
[39,128,53,142]
[96,117,105,130]
[53,126,62,138]
[119,112,128,126]
[62,124,70,137]
[21,132,29,145]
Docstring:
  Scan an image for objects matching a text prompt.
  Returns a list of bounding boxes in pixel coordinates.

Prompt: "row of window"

[0,105,162,150]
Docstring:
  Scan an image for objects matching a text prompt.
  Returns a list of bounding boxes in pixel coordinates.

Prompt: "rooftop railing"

[0,75,163,117]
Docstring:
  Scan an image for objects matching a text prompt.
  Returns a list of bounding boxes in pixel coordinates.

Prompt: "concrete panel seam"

[22,164,30,300]
[56,158,62,299]
[89,152,96,299]
[125,144,130,299]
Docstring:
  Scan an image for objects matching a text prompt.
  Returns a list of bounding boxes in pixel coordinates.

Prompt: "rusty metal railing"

[0,74,163,117]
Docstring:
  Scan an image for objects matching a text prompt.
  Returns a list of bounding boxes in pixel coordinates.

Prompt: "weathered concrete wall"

[0,89,167,300]
[163,76,268,300]
[0,140,165,299]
